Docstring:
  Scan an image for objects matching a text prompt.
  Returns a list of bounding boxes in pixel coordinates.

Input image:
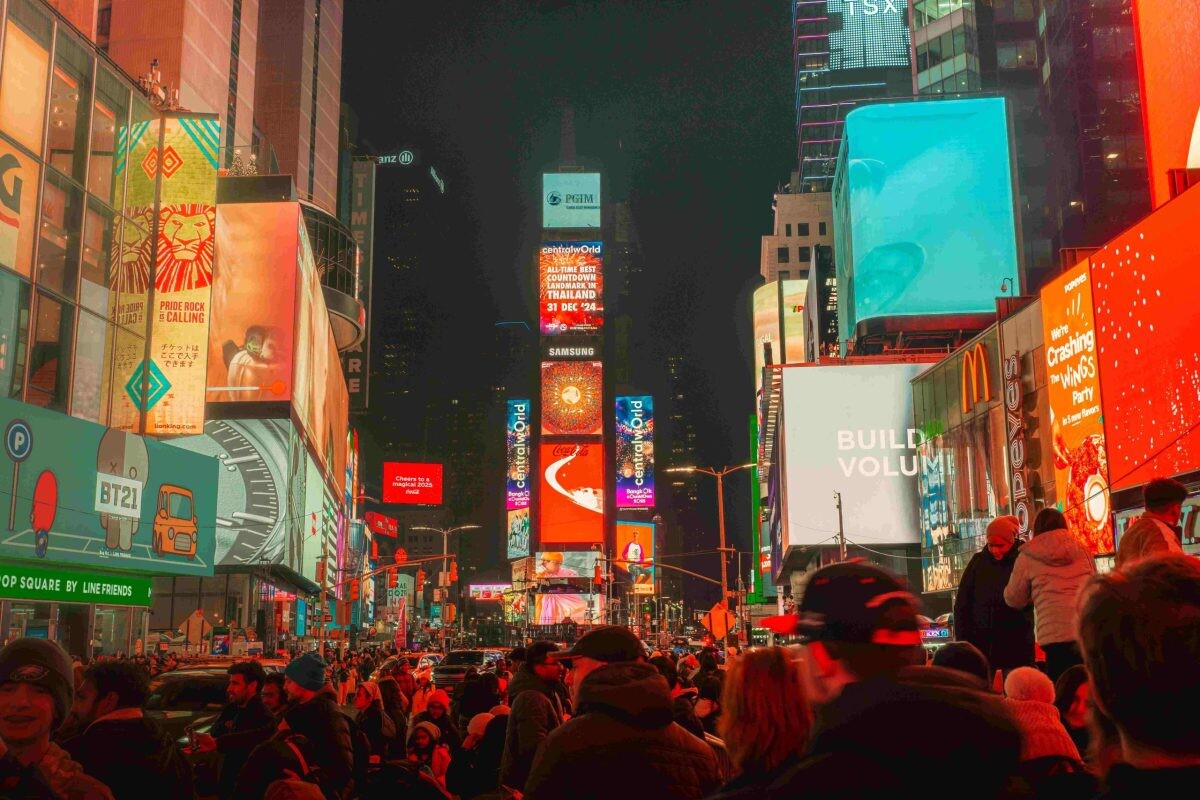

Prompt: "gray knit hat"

[0,638,74,730]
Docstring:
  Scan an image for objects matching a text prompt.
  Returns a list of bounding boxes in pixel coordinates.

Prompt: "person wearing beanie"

[0,638,113,799]
[954,515,1035,676]
[446,712,507,800]
[407,687,461,754]
[1002,667,1097,797]
[765,562,1021,800]
[281,651,355,797]
[406,720,450,788]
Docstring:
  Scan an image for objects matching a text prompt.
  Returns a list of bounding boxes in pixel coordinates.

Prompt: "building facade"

[759,184,832,283]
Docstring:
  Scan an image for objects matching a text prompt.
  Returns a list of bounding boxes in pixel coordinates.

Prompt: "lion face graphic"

[155,204,216,292]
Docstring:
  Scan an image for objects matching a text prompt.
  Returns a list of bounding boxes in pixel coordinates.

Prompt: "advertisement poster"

[506,399,531,510]
[382,462,443,505]
[780,364,925,546]
[0,139,38,278]
[506,508,530,560]
[541,361,603,436]
[144,115,220,435]
[538,442,604,544]
[1042,260,1114,555]
[542,173,601,229]
[752,280,808,394]
[615,521,654,594]
[1094,185,1200,489]
[539,242,603,335]
[0,20,49,157]
[207,203,298,403]
[469,584,512,601]
[342,158,375,411]
[534,588,601,625]
[0,396,217,575]
[616,396,654,508]
[534,550,598,579]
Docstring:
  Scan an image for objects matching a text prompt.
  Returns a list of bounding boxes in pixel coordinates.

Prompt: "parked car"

[145,659,286,744]
[431,649,503,695]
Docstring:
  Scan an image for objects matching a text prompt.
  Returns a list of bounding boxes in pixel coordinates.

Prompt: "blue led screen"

[834,97,1020,345]
[825,0,911,72]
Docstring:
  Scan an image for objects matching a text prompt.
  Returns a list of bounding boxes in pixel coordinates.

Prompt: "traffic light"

[395,548,408,564]
[315,560,326,584]
[449,560,458,583]
[416,568,427,587]
[593,561,603,586]
[389,569,398,588]
[349,579,360,601]
[446,603,457,624]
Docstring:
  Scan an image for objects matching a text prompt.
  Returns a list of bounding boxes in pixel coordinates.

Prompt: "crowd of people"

[0,478,1197,798]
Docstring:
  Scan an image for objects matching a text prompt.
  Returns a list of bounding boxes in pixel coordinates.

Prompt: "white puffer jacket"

[1003,528,1096,645]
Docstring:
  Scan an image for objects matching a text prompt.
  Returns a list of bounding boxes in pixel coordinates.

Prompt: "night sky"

[344,1,794,593]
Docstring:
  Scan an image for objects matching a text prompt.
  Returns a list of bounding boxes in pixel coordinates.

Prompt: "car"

[144,659,286,744]
[431,649,503,695]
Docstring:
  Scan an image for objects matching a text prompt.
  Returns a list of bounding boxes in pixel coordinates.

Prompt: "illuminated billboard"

[1133,1,1200,207]
[1041,261,1114,555]
[615,521,654,594]
[382,462,443,505]
[834,98,1020,346]
[533,590,602,625]
[539,242,603,335]
[1094,185,1200,489]
[507,508,530,560]
[541,361,603,436]
[534,550,599,579]
[207,203,297,403]
[506,399,531,510]
[780,363,925,546]
[752,280,807,395]
[539,442,604,544]
[542,172,601,229]
[824,0,911,72]
[615,396,654,508]
[342,157,375,410]
[0,138,38,279]
[469,584,512,601]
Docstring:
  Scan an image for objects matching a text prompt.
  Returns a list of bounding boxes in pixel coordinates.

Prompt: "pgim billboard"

[779,363,927,548]
[539,242,603,335]
[616,396,654,509]
[542,172,601,229]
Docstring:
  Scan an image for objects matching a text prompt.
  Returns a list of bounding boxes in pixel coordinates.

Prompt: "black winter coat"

[64,714,195,800]
[954,544,1035,671]
[282,686,355,798]
[523,662,721,800]
[355,703,397,759]
[211,694,276,799]
[768,666,1022,799]
[499,667,564,792]
[445,714,507,799]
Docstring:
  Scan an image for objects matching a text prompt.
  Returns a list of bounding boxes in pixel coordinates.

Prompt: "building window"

[778,270,790,280]
[799,246,812,262]
[27,292,73,412]
[777,247,790,263]
[997,40,1037,70]
[798,223,810,237]
[37,170,84,299]
[785,223,791,236]
[819,221,827,236]
[0,0,54,156]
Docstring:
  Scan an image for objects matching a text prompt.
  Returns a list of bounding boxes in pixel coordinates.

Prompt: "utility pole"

[318,535,327,656]
[716,470,730,609]
[835,491,846,562]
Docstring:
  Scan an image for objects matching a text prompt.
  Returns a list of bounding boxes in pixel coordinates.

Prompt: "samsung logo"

[548,347,596,357]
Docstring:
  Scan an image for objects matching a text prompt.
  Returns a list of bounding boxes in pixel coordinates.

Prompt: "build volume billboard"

[1041,260,1114,555]
[780,363,925,547]
[542,173,601,229]
[1093,185,1200,490]
[616,396,654,508]
[1133,0,1200,208]
[539,442,604,544]
[615,520,654,594]
[541,361,603,436]
[834,98,1020,347]
[207,203,298,403]
[0,397,217,575]
[539,242,603,335]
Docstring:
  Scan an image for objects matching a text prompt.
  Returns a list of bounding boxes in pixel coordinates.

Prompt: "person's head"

[986,515,1020,560]
[408,720,440,753]
[426,689,451,719]
[228,660,267,706]
[1032,507,1068,536]
[931,641,992,686]
[1143,478,1188,527]
[540,552,565,575]
[69,659,148,732]
[465,712,493,748]
[525,641,562,683]
[549,625,645,705]
[261,672,287,714]
[283,652,328,703]
[0,639,74,750]
[354,681,382,712]
[508,647,526,670]
[378,677,403,709]
[719,647,812,775]
[789,562,923,704]
[1078,554,1200,763]
[649,656,680,691]
[1054,664,1090,729]
[478,671,501,698]
[698,652,719,674]
[1004,666,1055,703]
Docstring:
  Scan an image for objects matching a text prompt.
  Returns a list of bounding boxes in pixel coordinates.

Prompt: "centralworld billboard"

[539,242,603,335]
[616,396,654,508]
[506,399,531,510]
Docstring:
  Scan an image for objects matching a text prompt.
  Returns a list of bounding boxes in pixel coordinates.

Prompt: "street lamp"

[665,463,755,616]
[412,524,481,651]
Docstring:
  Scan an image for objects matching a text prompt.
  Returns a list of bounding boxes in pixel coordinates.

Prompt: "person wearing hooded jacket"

[499,641,566,794]
[279,652,355,799]
[1004,508,1097,683]
[522,627,720,800]
[352,681,397,760]
[954,515,1035,674]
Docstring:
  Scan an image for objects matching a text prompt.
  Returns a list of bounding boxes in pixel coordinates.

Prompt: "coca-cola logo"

[551,444,590,458]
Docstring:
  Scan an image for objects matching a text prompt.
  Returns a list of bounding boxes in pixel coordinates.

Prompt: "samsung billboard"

[543,173,601,229]
[779,363,925,547]
[833,97,1020,348]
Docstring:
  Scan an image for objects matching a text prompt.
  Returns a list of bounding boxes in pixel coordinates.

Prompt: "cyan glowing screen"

[835,97,1019,342]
